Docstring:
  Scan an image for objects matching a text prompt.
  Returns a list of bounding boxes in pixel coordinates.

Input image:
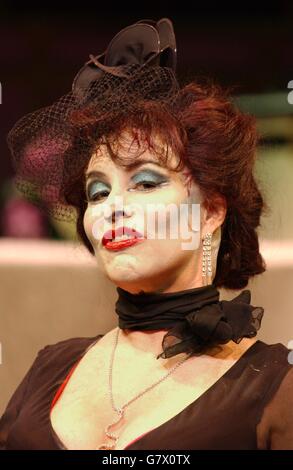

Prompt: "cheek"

[83,204,112,244]
[83,207,97,245]
[155,184,184,205]
[144,184,200,240]
[142,184,187,221]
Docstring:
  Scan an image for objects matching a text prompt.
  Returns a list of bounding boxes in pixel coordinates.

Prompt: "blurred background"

[0,2,293,413]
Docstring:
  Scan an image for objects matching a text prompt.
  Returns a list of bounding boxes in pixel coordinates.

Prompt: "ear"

[201,194,227,236]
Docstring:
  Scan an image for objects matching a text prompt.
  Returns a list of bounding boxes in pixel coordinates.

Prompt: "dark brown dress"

[0,335,292,450]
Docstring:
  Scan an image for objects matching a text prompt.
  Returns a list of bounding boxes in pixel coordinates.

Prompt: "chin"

[108,270,157,293]
[104,268,146,285]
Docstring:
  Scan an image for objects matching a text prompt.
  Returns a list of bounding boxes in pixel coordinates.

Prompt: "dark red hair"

[64,77,267,290]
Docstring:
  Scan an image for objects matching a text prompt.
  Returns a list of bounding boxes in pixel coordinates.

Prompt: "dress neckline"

[47,335,263,450]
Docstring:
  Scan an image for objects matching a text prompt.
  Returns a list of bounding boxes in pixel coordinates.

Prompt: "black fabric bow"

[72,18,177,97]
[115,285,264,360]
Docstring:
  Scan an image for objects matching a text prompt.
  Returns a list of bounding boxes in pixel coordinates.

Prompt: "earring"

[202,232,213,286]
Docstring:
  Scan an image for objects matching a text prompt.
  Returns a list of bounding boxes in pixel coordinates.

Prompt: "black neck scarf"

[115,284,264,359]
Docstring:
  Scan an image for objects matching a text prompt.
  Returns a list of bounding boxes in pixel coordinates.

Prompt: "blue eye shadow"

[87,181,109,199]
[86,169,168,200]
[131,170,167,184]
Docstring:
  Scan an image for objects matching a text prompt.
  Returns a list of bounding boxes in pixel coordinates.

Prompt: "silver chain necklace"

[97,327,193,450]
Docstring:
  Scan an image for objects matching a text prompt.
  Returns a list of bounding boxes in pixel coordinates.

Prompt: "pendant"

[96,407,124,450]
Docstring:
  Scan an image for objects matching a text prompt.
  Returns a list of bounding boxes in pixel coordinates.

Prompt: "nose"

[104,190,133,225]
[106,207,127,225]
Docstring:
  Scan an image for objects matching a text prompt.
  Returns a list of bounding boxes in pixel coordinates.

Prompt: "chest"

[49,342,239,450]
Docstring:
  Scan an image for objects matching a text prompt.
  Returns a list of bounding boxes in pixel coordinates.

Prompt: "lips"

[102,226,144,247]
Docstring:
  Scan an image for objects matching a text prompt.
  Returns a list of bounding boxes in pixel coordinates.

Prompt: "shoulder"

[259,340,293,401]
[31,334,104,378]
[38,334,104,357]
[249,339,292,370]
[256,340,293,449]
[259,341,293,392]
[253,340,292,394]
[257,366,293,449]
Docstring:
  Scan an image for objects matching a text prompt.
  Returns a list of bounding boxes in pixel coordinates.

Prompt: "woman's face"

[83,129,206,294]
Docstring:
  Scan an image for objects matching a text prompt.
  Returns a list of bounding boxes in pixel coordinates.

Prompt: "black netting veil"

[7,18,181,222]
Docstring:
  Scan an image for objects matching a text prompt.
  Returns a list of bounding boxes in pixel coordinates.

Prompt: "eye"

[87,190,109,202]
[86,172,168,203]
[134,181,159,191]
[86,182,110,202]
[131,169,168,192]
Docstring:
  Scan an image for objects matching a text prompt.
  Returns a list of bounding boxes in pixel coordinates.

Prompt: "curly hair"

[64,77,267,290]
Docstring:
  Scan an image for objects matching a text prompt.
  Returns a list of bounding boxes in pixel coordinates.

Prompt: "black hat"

[7,18,180,222]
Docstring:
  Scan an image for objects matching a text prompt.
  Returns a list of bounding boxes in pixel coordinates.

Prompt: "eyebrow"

[84,159,165,183]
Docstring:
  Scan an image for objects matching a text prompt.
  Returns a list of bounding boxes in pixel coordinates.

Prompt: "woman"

[1,18,292,451]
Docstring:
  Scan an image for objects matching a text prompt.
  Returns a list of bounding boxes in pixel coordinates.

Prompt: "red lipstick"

[102,226,145,251]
